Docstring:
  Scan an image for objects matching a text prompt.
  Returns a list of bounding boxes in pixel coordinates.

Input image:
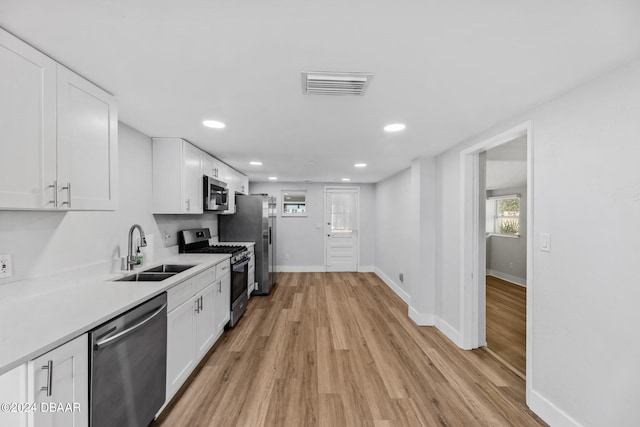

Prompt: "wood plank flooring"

[152,272,545,427]
[486,276,527,377]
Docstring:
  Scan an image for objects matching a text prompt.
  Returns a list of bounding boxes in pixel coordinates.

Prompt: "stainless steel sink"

[114,264,196,282]
[115,272,176,282]
[143,264,196,274]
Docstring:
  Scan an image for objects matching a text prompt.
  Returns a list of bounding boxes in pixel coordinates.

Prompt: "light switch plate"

[540,233,551,252]
[0,254,13,278]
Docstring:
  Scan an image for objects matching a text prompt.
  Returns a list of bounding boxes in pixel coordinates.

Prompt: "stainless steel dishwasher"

[89,293,167,427]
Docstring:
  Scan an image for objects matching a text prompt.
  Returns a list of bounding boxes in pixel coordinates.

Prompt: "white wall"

[431,58,640,426]
[486,185,527,286]
[374,169,411,300]
[0,123,218,285]
[249,181,375,271]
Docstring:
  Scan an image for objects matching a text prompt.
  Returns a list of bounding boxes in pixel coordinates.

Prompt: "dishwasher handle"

[94,303,167,350]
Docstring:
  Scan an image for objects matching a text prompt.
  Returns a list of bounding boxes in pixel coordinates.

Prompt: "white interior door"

[325,188,359,272]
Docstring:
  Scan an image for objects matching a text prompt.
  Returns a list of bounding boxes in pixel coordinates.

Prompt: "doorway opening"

[459,121,533,400]
[484,137,528,377]
[324,187,360,272]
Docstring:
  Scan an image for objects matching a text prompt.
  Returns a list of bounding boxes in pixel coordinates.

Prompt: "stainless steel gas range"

[178,228,249,327]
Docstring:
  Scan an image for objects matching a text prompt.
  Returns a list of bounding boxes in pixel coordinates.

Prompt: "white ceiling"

[2,0,640,183]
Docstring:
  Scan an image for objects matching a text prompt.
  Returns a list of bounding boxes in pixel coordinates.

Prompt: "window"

[282,190,307,217]
[486,195,520,237]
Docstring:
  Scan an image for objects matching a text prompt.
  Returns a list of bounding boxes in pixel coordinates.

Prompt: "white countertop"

[0,253,230,375]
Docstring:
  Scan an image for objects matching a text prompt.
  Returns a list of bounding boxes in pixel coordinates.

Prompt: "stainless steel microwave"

[203,175,229,211]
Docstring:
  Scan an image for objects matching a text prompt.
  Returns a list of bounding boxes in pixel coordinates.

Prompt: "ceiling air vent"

[302,71,374,96]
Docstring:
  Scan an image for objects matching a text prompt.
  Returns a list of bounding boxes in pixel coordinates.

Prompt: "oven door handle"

[94,304,167,350]
[233,259,249,271]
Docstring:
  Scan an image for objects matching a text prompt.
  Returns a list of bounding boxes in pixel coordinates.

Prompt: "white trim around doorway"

[458,120,534,405]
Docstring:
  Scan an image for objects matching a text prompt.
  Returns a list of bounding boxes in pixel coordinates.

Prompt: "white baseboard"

[408,306,435,326]
[276,265,376,273]
[487,269,527,287]
[435,317,462,348]
[529,389,583,427]
[374,267,411,304]
[276,265,325,272]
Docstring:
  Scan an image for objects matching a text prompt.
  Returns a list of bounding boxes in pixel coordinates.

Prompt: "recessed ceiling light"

[384,123,406,132]
[249,161,262,166]
[268,176,278,180]
[354,163,367,168]
[341,178,351,182]
[203,120,226,129]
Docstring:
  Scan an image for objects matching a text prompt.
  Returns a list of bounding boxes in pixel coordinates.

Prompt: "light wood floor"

[152,272,545,427]
[486,276,527,376]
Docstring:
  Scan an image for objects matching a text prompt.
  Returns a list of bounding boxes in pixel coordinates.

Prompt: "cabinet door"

[222,168,237,215]
[248,267,256,295]
[0,29,57,209]
[0,364,28,427]
[194,284,216,360]
[215,273,231,332]
[211,157,224,180]
[202,154,215,178]
[182,142,203,214]
[28,334,88,427]
[57,66,118,210]
[166,298,196,400]
[238,174,249,195]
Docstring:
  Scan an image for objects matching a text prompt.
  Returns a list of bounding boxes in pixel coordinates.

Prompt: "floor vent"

[301,71,374,96]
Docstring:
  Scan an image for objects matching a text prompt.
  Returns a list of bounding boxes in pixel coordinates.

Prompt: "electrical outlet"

[399,273,404,283]
[0,254,13,278]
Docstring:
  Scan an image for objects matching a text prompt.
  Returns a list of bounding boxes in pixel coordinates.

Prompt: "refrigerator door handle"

[269,227,272,245]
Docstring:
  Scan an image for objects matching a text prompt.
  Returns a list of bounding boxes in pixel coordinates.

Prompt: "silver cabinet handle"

[60,182,71,207]
[186,199,191,211]
[41,360,53,397]
[217,280,221,293]
[95,304,167,349]
[48,180,58,207]
[200,295,203,311]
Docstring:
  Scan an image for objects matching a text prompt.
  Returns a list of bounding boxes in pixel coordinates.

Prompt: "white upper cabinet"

[238,174,249,195]
[0,28,118,211]
[202,154,214,178]
[221,167,248,214]
[212,157,224,181]
[182,143,203,214]
[57,66,118,210]
[0,29,57,209]
[153,138,203,214]
[222,168,237,214]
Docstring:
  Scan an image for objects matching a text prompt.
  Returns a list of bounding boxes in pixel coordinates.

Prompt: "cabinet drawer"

[216,260,231,277]
[192,267,215,294]
[167,279,194,312]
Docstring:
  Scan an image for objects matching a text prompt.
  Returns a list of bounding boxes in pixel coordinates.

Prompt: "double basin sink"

[115,264,196,282]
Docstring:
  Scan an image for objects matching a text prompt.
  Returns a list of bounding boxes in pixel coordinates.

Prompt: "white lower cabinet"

[0,364,28,427]
[165,261,230,402]
[214,270,231,332]
[195,284,216,360]
[166,294,196,400]
[28,334,89,427]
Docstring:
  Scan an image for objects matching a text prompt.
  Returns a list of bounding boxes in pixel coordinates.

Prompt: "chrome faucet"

[127,224,147,270]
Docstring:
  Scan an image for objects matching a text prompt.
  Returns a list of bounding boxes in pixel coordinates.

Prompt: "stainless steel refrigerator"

[219,194,277,295]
